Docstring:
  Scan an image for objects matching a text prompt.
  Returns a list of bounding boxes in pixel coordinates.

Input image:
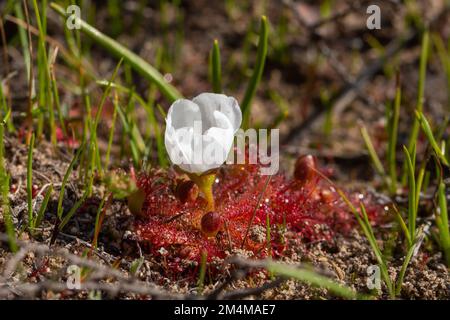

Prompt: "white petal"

[164,93,242,174]
[193,93,242,133]
[164,126,195,173]
[203,111,234,152]
[204,128,233,161]
[187,162,215,174]
[166,99,202,130]
[191,133,229,172]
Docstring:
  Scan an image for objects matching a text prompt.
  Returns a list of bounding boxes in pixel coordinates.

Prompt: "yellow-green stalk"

[188,172,216,211]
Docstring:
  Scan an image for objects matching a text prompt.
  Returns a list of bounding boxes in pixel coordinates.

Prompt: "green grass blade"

[241,16,269,129]
[361,125,387,182]
[97,79,166,118]
[268,90,289,129]
[403,145,416,245]
[57,143,84,220]
[415,165,425,210]
[96,80,163,166]
[197,251,208,291]
[49,47,67,137]
[0,120,17,252]
[416,111,449,166]
[105,94,118,169]
[337,190,393,296]
[436,181,450,266]
[154,104,168,168]
[266,261,360,299]
[92,195,107,249]
[50,2,182,103]
[32,0,52,140]
[312,170,394,297]
[93,59,123,132]
[58,190,88,231]
[406,30,429,158]
[210,39,222,93]
[437,182,449,241]
[114,100,143,165]
[0,73,13,132]
[27,133,35,229]
[395,226,426,296]
[387,75,401,195]
[359,203,394,297]
[14,2,32,82]
[1,174,17,252]
[130,257,144,276]
[34,184,53,229]
[392,205,411,245]
[87,58,123,185]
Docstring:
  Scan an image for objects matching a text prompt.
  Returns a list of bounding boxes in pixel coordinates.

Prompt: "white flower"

[165,93,242,174]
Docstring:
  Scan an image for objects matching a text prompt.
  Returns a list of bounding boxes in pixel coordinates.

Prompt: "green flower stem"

[189,172,216,211]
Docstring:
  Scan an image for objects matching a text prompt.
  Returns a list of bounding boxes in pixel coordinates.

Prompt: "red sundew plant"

[55,127,80,149]
[135,161,384,276]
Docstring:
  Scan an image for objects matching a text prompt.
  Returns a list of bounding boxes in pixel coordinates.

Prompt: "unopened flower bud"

[201,211,222,237]
[32,184,39,199]
[294,155,318,185]
[127,188,146,217]
[175,180,199,204]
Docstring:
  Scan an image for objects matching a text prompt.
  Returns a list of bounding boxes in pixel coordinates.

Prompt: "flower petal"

[203,111,234,152]
[166,99,201,130]
[165,93,242,174]
[193,93,242,133]
[165,126,195,173]
[203,128,233,163]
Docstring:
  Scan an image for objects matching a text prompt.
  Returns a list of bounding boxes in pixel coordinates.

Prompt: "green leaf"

[436,181,450,266]
[241,16,269,129]
[0,121,17,252]
[34,184,53,229]
[210,39,222,93]
[406,30,429,159]
[27,133,35,229]
[403,145,417,245]
[416,111,449,166]
[57,143,84,219]
[387,75,401,195]
[197,251,208,291]
[359,203,394,297]
[395,226,426,296]
[59,190,89,231]
[130,257,144,276]
[361,125,388,187]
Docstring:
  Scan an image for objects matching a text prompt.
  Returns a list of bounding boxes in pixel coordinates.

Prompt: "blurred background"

[1,0,449,179]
